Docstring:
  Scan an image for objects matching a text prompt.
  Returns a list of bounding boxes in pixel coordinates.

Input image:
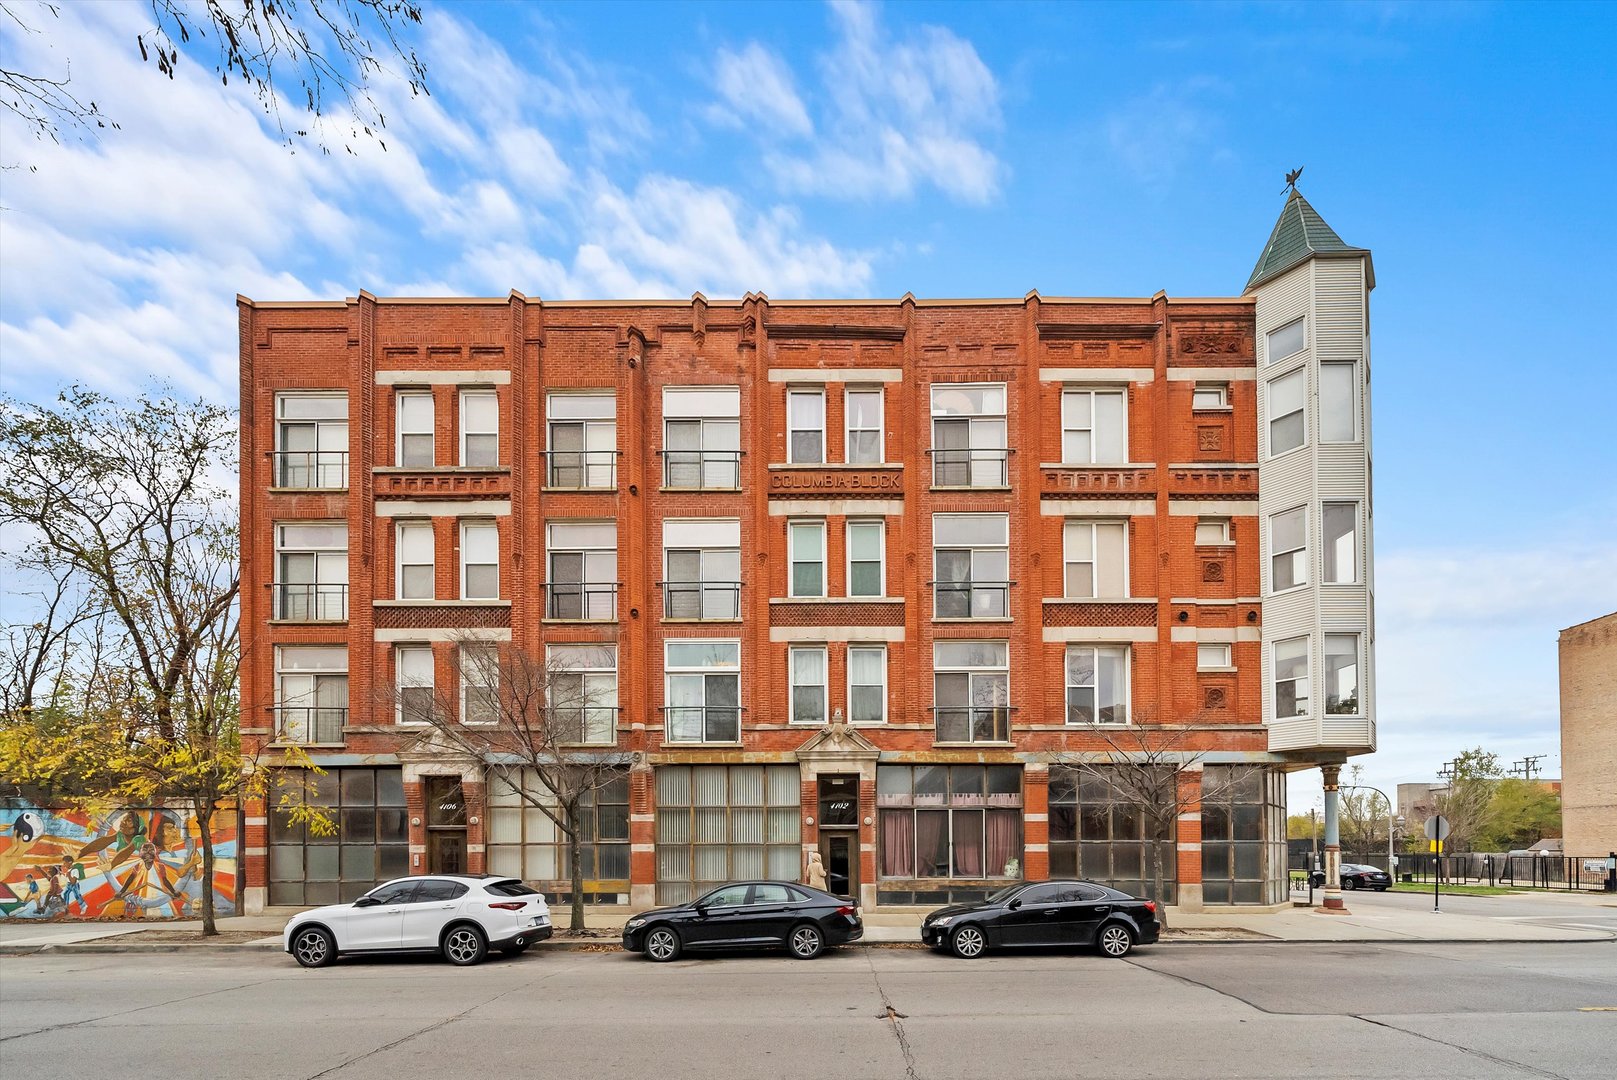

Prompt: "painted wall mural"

[0,805,237,920]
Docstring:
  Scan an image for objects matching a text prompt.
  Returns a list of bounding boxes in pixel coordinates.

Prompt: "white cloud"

[710,43,814,137]
[709,1,1005,204]
[1102,79,1233,187]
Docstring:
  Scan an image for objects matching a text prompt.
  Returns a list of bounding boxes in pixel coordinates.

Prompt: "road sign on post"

[1424,816,1450,912]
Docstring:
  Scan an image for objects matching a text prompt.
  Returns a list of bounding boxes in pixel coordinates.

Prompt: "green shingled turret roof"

[1245,188,1369,292]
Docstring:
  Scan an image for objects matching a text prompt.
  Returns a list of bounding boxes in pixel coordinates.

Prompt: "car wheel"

[788,923,825,960]
[1097,922,1134,958]
[442,925,488,967]
[291,926,336,969]
[645,926,682,963]
[950,924,986,959]
[1343,878,1357,891]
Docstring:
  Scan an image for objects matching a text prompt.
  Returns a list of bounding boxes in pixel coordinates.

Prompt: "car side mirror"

[693,903,708,916]
[353,896,381,908]
[1007,898,1023,911]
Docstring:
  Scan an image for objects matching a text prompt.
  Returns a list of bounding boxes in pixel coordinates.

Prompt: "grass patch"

[1386,882,1520,896]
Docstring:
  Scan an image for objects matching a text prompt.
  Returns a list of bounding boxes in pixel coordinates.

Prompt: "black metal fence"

[1289,844,1617,892]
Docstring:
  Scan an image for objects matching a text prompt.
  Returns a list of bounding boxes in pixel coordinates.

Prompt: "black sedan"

[1340,863,1391,891]
[921,880,1160,959]
[622,880,864,962]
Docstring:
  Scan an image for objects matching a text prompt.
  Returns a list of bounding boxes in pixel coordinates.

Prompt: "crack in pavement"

[299,963,572,1079]
[863,949,922,1080]
[0,977,275,1043]
[1352,1015,1574,1080]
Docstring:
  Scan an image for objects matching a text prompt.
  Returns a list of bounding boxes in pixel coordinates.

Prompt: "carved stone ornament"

[1204,687,1228,709]
[1179,334,1243,357]
[1197,426,1223,452]
[1203,560,1225,582]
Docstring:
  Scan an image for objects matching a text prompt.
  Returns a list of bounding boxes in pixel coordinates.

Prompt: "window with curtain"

[654,765,800,904]
[876,765,1021,880]
[788,521,826,597]
[1060,389,1127,464]
[847,520,884,597]
[547,393,617,489]
[459,389,499,466]
[848,645,887,724]
[845,388,883,463]
[396,391,435,467]
[786,389,825,463]
[1062,520,1127,598]
[789,645,827,725]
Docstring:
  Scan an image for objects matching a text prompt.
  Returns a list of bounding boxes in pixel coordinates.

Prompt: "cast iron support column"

[1321,764,1346,911]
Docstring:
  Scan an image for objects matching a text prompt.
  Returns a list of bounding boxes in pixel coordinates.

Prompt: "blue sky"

[2,1,1614,811]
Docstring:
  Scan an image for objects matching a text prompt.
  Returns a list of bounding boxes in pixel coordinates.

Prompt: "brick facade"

[239,289,1300,914]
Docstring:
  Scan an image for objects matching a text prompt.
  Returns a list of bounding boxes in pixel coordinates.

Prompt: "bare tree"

[2,0,426,155]
[0,553,100,716]
[394,638,627,933]
[1045,719,1246,925]
[1337,764,1382,862]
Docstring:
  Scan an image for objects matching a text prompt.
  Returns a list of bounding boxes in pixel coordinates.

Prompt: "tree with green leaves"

[1478,779,1561,852]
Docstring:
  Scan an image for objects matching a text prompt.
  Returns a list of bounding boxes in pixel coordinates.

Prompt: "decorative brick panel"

[1042,602,1158,627]
[770,602,905,627]
[373,604,511,629]
[1041,466,1155,498]
[1166,467,1257,497]
[375,468,511,498]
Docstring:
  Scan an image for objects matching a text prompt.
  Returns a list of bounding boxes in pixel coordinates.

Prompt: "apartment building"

[238,189,1376,914]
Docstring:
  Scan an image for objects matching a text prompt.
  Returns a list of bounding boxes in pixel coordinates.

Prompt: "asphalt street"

[3,941,1613,1080]
[1338,887,1617,935]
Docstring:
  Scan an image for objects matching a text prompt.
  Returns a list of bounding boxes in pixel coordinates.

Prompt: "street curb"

[5,933,1612,957]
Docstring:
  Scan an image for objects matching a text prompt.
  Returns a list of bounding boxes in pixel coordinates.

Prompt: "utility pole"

[1310,808,1319,869]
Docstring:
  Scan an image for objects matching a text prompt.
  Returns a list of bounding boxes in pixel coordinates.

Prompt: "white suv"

[284,875,552,968]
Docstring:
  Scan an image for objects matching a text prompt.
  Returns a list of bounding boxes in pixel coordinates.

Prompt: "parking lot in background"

[4,941,1614,1079]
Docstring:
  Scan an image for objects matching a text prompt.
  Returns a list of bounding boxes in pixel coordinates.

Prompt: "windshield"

[987,884,1024,903]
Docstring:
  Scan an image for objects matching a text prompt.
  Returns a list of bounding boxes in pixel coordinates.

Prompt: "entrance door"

[425,776,468,874]
[820,833,858,900]
[427,832,466,875]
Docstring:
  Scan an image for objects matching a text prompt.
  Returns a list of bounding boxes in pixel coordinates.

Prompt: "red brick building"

[239,190,1375,914]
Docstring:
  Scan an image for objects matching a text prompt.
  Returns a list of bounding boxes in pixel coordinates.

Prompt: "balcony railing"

[273,451,349,490]
[930,580,1013,619]
[548,705,623,746]
[927,448,1011,488]
[659,449,743,490]
[272,706,348,745]
[660,705,744,744]
[932,706,1013,744]
[659,581,743,620]
[542,449,620,490]
[543,582,620,621]
[272,583,349,622]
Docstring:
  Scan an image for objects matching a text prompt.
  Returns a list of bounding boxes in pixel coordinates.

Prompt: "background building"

[1560,612,1617,857]
[237,190,1375,914]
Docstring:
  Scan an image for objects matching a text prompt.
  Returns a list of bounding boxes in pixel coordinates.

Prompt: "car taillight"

[836,905,858,917]
[488,901,527,911]
[1144,901,1157,914]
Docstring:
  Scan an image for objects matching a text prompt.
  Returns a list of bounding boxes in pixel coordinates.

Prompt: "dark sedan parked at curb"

[921,880,1160,959]
[1340,863,1392,891]
[622,880,863,962]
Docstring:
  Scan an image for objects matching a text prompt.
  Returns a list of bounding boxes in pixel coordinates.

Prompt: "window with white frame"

[789,645,828,726]
[849,645,887,724]
[396,391,435,468]
[1324,634,1360,715]
[275,522,348,620]
[1322,502,1358,584]
[788,521,826,598]
[275,393,348,488]
[459,644,499,725]
[931,384,1008,486]
[1266,317,1305,364]
[1193,383,1230,410]
[546,522,617,620]
[1063,520,1128,598]
[549,644,618,744]
[847,520,884,597]
[664,640,741,743]
[1197,643,1232,670]
[1064,645,1129,724]
[1319,362,1358,443]
[663,519,742,619]
[395,521,434,601]
[1061,388,1127,464]
[547,393,617,489]
[459,389,499,467]
[1195,517,1232,545]
[664,387,741,489]
[1267,369,1306,456]
[786,389,825,464]
[933,513,1009,618]
[934,640,1009,743]
[395,645,434,724]
[460,520,499,600]
[275,646,348,744]
[845,388,884,463]
[1269,507,1307,591]
[1273,636,1310,717]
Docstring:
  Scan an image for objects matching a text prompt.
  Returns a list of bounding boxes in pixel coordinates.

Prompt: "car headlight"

[625,917,646,929]
[929,915,956,928]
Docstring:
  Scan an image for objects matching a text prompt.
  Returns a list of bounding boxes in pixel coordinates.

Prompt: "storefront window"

[487,769,630,903]
[655,765,801,904]
[1200,765,1286,905]
[269,767,407,906]
[877,765,1022,880]
[1048,766,1176,903]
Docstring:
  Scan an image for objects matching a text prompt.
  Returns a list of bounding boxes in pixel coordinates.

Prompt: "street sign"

[1424,815,1450,842]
